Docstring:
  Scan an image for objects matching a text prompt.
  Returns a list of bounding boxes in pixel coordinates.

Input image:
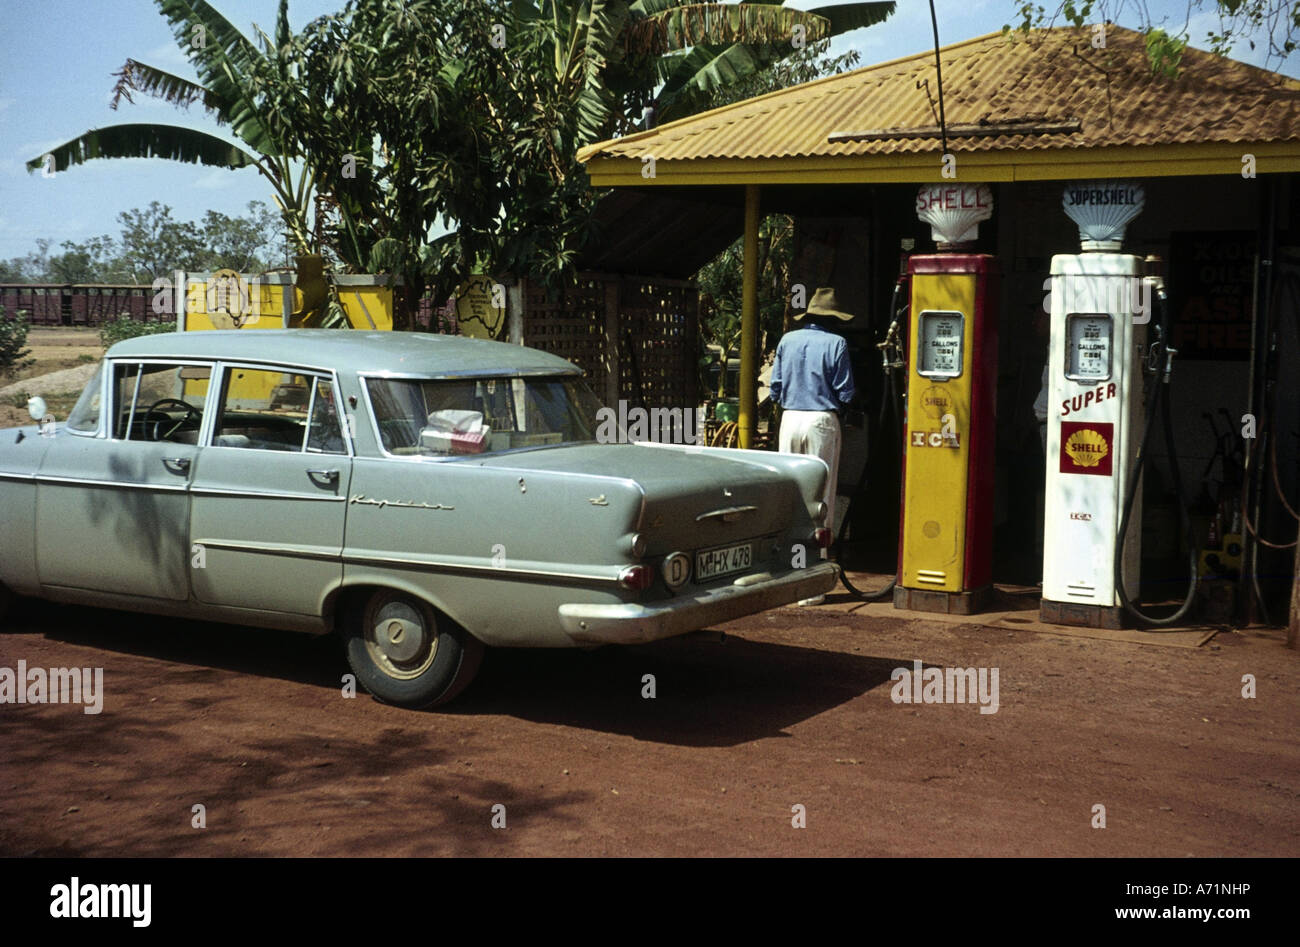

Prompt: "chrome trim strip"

[111,352,337,377]
[190,486,345,502]
[343,550,622,585]
[192,539,342,562]
[695,504,759,523]
[0,470,37,481]
[35,474,190,492]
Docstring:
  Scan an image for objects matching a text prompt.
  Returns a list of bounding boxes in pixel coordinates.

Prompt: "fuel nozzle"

[1142,255,1175,382]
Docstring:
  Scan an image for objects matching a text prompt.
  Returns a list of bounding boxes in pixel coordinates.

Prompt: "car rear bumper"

[557,563,839,645]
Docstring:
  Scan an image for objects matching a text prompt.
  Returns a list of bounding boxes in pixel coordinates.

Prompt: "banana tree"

[26,0,318,259]
[513,0,896,145]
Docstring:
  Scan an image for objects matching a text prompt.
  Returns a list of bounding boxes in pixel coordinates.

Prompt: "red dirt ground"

[1,585,1296,857]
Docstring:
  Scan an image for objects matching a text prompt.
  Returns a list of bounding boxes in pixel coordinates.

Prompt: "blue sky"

[0,0,1294,263]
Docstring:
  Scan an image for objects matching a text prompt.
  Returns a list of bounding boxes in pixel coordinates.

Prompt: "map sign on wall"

[454,276,506,339]
[1168,231,1256,361]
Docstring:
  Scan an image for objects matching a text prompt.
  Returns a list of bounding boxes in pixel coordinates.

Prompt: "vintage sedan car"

[0,330,836,707]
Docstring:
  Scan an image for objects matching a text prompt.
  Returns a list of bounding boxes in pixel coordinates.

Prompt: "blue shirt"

[770,323,857,411]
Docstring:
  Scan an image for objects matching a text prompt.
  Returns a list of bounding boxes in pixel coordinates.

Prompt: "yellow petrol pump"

[895,184,1000,614]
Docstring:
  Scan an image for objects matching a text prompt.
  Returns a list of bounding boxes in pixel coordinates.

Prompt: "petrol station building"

[578,25,1300,627]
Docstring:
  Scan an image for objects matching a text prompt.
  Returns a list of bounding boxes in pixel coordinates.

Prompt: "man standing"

[769,287,858,604]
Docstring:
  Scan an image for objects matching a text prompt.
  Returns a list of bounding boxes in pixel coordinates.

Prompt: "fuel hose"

[1114,285,1199,626]
[837,279,907,601]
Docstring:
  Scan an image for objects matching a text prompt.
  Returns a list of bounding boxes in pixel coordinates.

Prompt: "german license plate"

[696,542,753,581]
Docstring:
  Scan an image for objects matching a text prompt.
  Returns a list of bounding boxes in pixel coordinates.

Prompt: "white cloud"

[192,167,236,190]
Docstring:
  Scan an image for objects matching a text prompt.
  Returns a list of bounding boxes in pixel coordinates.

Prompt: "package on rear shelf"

[421,409,489,454]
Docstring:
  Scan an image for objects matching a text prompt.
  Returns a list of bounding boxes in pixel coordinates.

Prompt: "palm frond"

[110,59,227,114]
[625,5,830,56]
[27,124,259,174]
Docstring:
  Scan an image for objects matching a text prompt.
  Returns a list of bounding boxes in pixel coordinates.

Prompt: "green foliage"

[1004,1,1298,72]
[694,43,859,367]
[99,315,177,350]
[252,0,598,325]
[1,202,288,284]
[29,0,317,258]
[248,1,891,328]
[1145,28,1189,76]
[515,0,894,144]
[0,306,34,376]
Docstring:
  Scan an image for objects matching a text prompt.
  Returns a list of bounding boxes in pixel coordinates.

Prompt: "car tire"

[0,582,12,625]
[344,590,484,709]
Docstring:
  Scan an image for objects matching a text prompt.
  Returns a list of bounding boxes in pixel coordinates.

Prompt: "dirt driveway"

[0,586,1296,858]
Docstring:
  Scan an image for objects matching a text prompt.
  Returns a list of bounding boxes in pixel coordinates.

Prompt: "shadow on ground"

[6,598,904,748]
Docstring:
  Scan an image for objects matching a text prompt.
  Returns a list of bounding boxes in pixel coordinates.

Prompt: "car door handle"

[307,468,339,487]
[162,457,191,474]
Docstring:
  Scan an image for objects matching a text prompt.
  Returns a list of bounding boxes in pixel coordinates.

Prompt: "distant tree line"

[0,201,290,285]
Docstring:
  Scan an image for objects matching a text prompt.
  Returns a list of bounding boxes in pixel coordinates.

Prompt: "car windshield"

[366,375,603,456]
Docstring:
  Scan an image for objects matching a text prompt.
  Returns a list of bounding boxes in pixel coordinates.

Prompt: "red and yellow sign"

[1059,421,1113,476]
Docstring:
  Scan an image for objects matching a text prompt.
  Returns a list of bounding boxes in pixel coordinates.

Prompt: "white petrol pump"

[1041,182,1151,628]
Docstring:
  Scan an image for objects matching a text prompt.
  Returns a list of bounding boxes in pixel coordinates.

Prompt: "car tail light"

[813,528,833,548]
[618,565,654,591]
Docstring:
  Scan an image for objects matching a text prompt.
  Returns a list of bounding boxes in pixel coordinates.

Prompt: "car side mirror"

[27,396,47,423]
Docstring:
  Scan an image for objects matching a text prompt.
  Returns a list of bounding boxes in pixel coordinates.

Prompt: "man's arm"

[830,338,857,407]
[769,340,785,406]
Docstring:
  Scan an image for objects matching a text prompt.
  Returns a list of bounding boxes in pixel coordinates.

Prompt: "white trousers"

[778,409,841,558]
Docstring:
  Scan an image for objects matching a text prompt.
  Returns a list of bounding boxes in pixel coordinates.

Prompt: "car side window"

[65,361,105,434]
[306,378,346,454]
[213,367,344,454]
[112,362,211,443]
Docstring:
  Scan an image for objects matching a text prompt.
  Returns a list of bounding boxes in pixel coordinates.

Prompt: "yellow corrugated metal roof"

[577,25,1300,183]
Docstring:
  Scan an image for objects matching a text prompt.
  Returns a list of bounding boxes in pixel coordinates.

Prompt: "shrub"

[0,306,34,376]
[99,315,175,349]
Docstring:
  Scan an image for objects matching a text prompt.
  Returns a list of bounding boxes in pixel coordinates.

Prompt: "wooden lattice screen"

[616,278,696,409]
[519,272,698,411]
[520,274,606,383]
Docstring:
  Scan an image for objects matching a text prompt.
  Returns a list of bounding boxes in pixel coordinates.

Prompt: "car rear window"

[365,375,601,456]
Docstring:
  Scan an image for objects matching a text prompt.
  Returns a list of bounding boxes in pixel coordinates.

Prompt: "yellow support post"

[739,184,761,449]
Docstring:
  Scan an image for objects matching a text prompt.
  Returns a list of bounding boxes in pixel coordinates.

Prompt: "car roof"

[106,329,582,377]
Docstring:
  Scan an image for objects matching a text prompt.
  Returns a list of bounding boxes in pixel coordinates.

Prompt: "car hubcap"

[367,599,437,679]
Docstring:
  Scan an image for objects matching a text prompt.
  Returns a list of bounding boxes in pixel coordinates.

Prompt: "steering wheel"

[143,398,202,442]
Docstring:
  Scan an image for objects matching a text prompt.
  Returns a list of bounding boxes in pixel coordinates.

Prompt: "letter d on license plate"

[696,542,753,581]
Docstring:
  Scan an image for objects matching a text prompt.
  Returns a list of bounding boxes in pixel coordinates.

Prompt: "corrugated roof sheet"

[577,26,1300,165]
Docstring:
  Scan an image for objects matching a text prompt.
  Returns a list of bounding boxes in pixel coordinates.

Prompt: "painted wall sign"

[1168,231,1255,360]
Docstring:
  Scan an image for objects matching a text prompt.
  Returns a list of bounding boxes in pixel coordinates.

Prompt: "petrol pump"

[1041,182,1150,628]
[895,184,1000,614]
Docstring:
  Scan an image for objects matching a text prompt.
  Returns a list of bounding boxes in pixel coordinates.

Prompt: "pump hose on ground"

[836,280,906,601]
[1114,287,1199,626]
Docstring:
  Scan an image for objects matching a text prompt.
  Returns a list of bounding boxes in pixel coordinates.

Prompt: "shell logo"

[1064,428,1109,468]
[1058,421,1114,476]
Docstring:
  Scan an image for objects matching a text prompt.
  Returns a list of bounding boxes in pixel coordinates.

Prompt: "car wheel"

[0,582,12,624]
[345,590,484,709]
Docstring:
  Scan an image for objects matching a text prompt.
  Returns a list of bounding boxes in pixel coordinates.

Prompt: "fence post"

[604,277,620,408]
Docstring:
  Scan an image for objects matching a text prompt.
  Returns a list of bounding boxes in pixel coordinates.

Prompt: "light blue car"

[0,330,836,707]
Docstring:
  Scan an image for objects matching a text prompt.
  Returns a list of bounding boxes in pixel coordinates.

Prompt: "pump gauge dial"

[1065,313,1112,382]
[917,310,964,380]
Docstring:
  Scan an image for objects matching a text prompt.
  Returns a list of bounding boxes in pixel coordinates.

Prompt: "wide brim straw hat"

[797,287,854,322]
